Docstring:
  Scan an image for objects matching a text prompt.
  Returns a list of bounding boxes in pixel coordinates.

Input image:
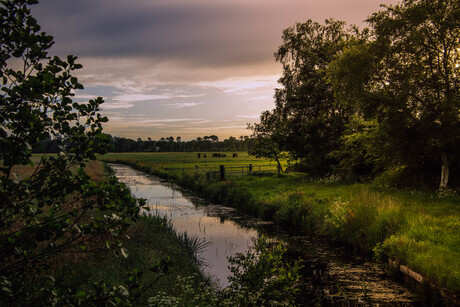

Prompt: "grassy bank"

[54,214,211,305]
[10,156,212,305]
[102,153,460,295]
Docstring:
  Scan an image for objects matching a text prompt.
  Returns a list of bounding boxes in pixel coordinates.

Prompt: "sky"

[32,0,400,141]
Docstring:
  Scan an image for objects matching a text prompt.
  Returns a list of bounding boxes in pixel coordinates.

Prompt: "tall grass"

[325,190,408,250]
[377,214,460,291]
[177,231,212,267]
[268,188,460,292]
[54,215,212,304]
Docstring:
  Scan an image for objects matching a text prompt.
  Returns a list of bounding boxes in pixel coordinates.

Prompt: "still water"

[110,163,419,305]
[110,163,259,288]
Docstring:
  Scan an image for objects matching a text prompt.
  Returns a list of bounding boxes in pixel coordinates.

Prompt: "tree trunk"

[274,154,283,175]
[439,154,449,190]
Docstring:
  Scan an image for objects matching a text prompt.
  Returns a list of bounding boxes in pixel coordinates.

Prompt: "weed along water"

[109,163,419,304]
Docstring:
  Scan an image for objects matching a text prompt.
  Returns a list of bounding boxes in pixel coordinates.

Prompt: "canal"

[110,163,419,305]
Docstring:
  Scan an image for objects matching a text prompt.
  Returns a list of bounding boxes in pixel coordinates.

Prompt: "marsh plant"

[325,192,408,251]
[177,232,212,268]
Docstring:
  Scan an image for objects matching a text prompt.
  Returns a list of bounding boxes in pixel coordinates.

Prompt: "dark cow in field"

[232,153,238,158]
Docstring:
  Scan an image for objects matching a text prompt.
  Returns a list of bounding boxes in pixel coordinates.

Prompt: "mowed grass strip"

[102,152,460,293]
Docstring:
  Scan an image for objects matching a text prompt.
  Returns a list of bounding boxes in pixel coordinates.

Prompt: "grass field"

[101,152,285,177]
[7,154,105,182]
[101,152,460,295]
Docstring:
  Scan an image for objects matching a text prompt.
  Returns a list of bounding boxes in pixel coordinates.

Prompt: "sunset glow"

[32,0,400,140]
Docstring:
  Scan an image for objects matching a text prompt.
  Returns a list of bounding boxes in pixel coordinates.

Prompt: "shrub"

[222,236,302,306]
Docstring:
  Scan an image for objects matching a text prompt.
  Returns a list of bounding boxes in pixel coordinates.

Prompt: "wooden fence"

[165,164,280,180]
[206,164,280,180]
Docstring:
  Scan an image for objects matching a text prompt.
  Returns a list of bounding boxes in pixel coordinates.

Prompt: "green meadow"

[102,152,460,294]
[101,151,286,174]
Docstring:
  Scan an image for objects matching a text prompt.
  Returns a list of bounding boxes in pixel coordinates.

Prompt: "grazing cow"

[197,153,201,159]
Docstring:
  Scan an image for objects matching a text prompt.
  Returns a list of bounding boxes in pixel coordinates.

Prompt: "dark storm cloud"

[32,0,280,66]
[32,0,399,68]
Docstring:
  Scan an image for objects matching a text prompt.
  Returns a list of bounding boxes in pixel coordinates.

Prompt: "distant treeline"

[32,134,257,153]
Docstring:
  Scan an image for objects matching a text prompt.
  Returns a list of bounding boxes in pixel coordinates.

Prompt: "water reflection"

[110,163,257,287]
[109,163,419,304]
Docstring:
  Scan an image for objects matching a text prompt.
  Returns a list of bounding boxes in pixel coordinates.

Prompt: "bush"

[222,236,302,306]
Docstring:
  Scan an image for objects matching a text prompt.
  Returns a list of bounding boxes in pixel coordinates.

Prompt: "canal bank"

[109,163,422,305]
[104,158,460,305]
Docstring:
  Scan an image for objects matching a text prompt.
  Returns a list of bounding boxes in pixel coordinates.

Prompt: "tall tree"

[330,0,460,189]
[272,19,354,176]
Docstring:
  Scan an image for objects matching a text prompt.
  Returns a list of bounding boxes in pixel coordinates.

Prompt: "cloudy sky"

[32,0,399,141]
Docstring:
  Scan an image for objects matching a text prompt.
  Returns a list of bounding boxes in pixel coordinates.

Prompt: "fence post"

[220,165,225,180]
[249,164,253,172]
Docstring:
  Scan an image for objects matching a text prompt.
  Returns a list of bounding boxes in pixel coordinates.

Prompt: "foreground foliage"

[223,236,302,306]
[0,0,143,304]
